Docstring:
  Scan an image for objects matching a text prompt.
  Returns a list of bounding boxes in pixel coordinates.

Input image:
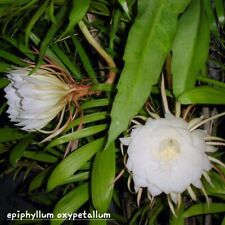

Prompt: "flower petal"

[4,67,70,131]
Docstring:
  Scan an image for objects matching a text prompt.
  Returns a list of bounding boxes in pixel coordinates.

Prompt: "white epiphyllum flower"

[4,66,91,140]
[120,78,225,212]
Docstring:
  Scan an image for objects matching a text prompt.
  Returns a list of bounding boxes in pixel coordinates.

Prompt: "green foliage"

[29,168,51,192]
[9,135,34,166]
[0,128,28,143]
[63,0,91,35]
[0,50,28,67]
[171,202,225,225]
[36,5,68,70]
[214,0,225,24]
[107,0,191,146]
[71,35,97,83]
[47,138,105,191]
[0,0,225,225]
[183,203,225,217]
[25,0,49,45]
[23,151,58,163]
[0,78,9,88]
[51,44,82,79]
[172,0,210,97]
[46,124,107,149]
[203,0,220,36]
[52,183,89,225]
[178,86,225,104]
[91,142,115,213]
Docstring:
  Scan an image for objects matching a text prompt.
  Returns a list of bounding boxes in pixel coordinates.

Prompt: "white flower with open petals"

[4,67,71,131]
[121,114,213,203]
[120,78,225,210]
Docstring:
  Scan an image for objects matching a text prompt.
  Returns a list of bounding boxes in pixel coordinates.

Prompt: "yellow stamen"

[159,139,180,161]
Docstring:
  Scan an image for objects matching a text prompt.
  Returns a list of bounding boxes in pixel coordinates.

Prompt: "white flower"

[4,67,71,131]
[120,77,225,210]
[121,113,216,204]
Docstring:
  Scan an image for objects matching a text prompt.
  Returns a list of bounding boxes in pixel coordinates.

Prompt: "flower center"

[159,138,180,161]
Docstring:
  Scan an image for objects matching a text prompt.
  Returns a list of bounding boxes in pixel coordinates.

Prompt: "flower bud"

[4,67,70,131]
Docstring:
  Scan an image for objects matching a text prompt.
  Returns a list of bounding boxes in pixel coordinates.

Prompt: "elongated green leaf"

[1,36,35,60]
[23,151,58,163]
[92,143,115,213]
[64,0,91,34]
[149,204,164,225]
[71,35,97,83]
[169,203,185,225]
[8,0,38,16]
[172,0,210,97]
[90,1,110,16]
[204,172,225,195]
[0,78,9,88]
[0,128,27,143]
[66,111,108,131]
[61,172,90,185]
[9,135,33,166]
[47,0,57,23]
[29,33,69,73]
[25,0,49,45]
[178,86,225,104]
[203,0,219,36]
[81,99,110,110]
[183,203,225,217]
[215,0,225,24]
[29,168,51,192]
[51,44,81,79]
[109,9,122,51]
[36,5,67,69]
[46,124,107,149]
[0,50,27,67]
[130,207,145,225]
[107,0,191,146]
[0,62,11,72]
[118,0,130,17]
[0,102,7,116]
[197,75,225,89]
[47,138,104,191]
[52,183,89,225]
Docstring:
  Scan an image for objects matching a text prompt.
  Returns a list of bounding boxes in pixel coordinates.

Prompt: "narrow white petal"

[187,186,197,201]
[170,193,178,204]
[120,137,131,146]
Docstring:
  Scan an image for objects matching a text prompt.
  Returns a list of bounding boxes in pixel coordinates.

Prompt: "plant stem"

[78,20,116,84]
